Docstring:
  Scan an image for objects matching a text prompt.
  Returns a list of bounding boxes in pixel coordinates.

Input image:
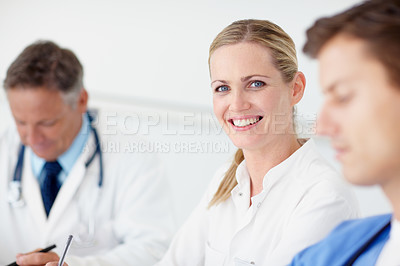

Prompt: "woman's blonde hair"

[208,19,298,207]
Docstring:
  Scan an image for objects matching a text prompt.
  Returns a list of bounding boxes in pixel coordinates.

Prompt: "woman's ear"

[290,72,306,106]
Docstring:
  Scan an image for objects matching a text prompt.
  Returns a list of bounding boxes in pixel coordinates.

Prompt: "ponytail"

[208,149,244,208]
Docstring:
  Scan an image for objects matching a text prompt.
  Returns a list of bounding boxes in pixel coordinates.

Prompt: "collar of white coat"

[231,138,315,210]
[390,217,400,238]
[22,130,98,237]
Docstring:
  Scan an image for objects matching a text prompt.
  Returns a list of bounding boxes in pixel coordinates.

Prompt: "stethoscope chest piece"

[7,180,25,207]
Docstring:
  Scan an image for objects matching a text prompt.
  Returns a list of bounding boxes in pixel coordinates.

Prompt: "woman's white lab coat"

[157,139,360,266]
[0,126,175,265]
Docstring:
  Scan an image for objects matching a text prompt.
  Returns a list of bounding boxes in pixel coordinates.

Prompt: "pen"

[6,244,57,266]
[58,235,73,266]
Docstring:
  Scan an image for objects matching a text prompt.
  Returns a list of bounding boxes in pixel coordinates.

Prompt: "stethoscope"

[7,112,103,247]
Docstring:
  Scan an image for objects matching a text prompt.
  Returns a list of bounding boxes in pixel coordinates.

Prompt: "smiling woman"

[157,19,361,266]
[210,41,304,200]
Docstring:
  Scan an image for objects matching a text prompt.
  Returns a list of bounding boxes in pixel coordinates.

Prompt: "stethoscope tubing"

[85,113,103,187]
[12,145,25,183]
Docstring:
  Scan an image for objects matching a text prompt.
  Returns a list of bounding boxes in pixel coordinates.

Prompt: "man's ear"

[77,88,88,113]
[290,72,306,106]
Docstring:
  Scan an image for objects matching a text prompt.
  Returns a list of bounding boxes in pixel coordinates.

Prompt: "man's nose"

[316,103,337,137]
[25,125,43,146]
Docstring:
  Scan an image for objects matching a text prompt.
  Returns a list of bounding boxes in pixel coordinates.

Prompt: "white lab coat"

[157,139,360,266]
[0,125,175,265]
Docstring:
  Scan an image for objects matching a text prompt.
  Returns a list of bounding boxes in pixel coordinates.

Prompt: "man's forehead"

[317,35,368,92]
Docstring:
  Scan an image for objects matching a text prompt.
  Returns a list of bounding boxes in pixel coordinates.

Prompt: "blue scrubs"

[290,214,392,266]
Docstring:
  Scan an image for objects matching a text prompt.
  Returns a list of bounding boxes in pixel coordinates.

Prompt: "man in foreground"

[291,0,400,265]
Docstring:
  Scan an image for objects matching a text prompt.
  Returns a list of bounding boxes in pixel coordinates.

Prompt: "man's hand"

[45,262,68,266]
[46,261,68,266]
[16,250,59,265]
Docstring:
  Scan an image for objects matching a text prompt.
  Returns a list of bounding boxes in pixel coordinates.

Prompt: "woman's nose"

[229,90,251,112]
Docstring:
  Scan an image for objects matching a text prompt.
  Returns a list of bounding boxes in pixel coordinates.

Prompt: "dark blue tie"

[41,161,62,217]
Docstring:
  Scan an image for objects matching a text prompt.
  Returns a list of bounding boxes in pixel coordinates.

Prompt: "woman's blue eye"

[250,81,265,87]
[216,85,229,92]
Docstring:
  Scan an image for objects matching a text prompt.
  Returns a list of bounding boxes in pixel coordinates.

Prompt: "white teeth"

[232,117,260,127]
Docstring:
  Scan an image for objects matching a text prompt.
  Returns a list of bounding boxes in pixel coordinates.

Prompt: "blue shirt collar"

[31,113,91,183]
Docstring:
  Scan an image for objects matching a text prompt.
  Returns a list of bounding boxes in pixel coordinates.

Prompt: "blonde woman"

[157,19,359,266]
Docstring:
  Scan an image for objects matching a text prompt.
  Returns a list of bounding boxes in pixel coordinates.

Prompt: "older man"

[0,40,174,265]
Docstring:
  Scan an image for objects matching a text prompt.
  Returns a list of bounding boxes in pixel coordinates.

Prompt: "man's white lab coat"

[0,125,175,265]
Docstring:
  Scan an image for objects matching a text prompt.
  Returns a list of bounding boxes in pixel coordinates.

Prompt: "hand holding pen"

[8,235,72,266]
[8,244,57,266]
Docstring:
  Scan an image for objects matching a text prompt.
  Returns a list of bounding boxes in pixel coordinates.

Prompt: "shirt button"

[238,192,243,196]
[257,203,261,208]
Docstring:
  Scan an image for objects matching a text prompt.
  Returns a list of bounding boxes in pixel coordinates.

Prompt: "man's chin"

[32,149,57,161]
[343,167,377,186]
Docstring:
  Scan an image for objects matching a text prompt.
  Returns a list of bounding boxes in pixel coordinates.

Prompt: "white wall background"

[0,0,391,227]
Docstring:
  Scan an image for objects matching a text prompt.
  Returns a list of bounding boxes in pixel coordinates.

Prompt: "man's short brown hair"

[303,0,400,87]
[4,40,83,94]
